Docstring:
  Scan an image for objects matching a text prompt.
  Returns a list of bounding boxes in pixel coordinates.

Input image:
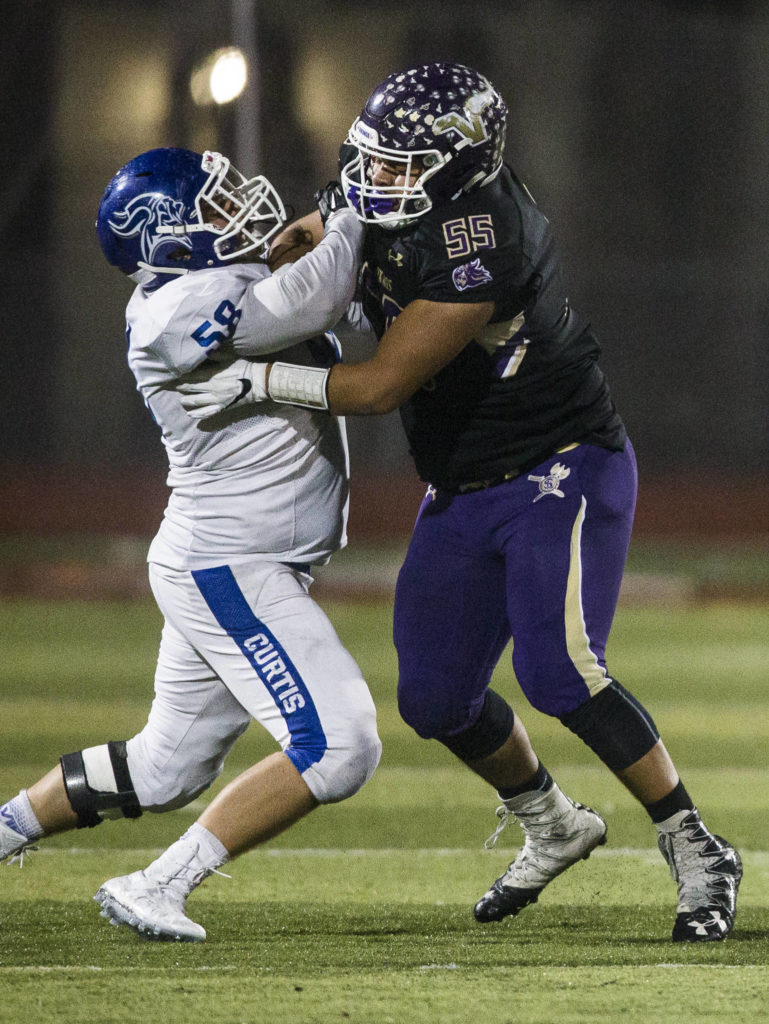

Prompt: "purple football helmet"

[96,148,287,290]
[340,63,507,227]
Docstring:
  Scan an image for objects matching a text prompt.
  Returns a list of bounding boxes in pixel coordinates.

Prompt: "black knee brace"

[438,689,515,762]
[60,741,142,829]
[559,679,660,773]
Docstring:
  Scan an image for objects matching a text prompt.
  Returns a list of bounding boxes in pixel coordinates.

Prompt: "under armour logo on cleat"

[688,910,726,936]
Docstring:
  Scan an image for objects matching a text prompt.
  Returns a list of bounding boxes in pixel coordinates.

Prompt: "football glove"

[177,361,268,419]
[314,181,348,226]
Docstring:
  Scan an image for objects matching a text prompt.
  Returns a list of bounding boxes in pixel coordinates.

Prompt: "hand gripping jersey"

[359,165,626,489]
[126,213,362,569]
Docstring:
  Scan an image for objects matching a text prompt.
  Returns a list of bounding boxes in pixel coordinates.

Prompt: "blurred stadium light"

[190,47,248,106]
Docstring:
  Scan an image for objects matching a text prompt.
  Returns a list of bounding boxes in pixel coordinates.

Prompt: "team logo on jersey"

[528,462,571,502]
[108,193,190,264]
[452,257,492,291]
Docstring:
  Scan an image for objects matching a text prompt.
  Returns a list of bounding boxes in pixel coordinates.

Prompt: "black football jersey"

[359,164,626,489]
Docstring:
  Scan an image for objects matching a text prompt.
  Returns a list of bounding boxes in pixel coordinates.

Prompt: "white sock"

[0,791,45,840]
[144,822,230,898]
[183,822,230,865]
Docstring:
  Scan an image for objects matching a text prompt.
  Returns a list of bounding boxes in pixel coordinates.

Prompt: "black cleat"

[657,810,742,943]
[474,880,541,923]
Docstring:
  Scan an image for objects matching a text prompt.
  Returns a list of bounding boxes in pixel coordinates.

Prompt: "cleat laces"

[483,805,514,850]
[147,842,231,900]
[474,790,607,923]
[5,843,38,868]
[484,795,606,887]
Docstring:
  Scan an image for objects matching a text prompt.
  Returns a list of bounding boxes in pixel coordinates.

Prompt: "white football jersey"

[125,212,363,571]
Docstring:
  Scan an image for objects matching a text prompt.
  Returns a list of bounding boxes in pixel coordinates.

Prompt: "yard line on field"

[1,963,766,975]
[656,964,767,969]
[29,846,769,861]
[0,966,242,974]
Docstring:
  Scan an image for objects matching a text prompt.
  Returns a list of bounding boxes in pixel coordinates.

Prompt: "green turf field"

[1,595,767,1023]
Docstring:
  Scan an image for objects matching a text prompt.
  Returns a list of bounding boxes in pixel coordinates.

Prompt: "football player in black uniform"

[179,63,741,943]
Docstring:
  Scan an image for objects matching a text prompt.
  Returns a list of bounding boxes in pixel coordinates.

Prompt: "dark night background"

[2,0,767,543]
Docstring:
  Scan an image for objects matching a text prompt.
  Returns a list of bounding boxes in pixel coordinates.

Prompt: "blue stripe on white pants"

[191,565,328,774]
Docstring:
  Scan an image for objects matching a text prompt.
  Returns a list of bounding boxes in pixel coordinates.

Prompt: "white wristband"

[267,362,330,409]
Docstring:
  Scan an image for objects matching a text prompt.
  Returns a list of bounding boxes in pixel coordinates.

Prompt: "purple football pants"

[394,442,638,739]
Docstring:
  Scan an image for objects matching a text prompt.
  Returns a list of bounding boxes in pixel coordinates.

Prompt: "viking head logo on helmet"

[108,194,190,266]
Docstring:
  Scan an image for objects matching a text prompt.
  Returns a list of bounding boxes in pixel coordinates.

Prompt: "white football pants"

[125,560,381,808]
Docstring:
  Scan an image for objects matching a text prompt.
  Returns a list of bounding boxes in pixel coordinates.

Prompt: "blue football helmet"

[340,63,507,227]
[96,148,287,289]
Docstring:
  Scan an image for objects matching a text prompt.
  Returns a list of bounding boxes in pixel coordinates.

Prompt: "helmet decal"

[433,88,496,146]
[107,193,190,265]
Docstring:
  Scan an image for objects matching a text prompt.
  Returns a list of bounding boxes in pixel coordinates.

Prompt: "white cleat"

[474,787,607,922]
[95,870,207,942]
[0,818,36,866]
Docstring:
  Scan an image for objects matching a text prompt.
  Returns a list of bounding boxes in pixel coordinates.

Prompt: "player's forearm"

[179,298,494,420]
[271,210,324,252]
[322,298,495,415]
[232,211,363,357]
[257,359,409,416]
[324,362,410,415]
[181,351,416,419]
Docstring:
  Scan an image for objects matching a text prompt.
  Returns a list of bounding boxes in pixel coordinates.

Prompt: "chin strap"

[130,262,189,288]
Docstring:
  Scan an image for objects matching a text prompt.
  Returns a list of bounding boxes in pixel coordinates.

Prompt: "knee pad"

[438,689,515,762]
[559,679,660,772]
[60,741,142,829]
[302,718,382,804]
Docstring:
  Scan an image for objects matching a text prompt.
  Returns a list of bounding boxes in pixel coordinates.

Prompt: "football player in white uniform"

[0,148,381,942]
